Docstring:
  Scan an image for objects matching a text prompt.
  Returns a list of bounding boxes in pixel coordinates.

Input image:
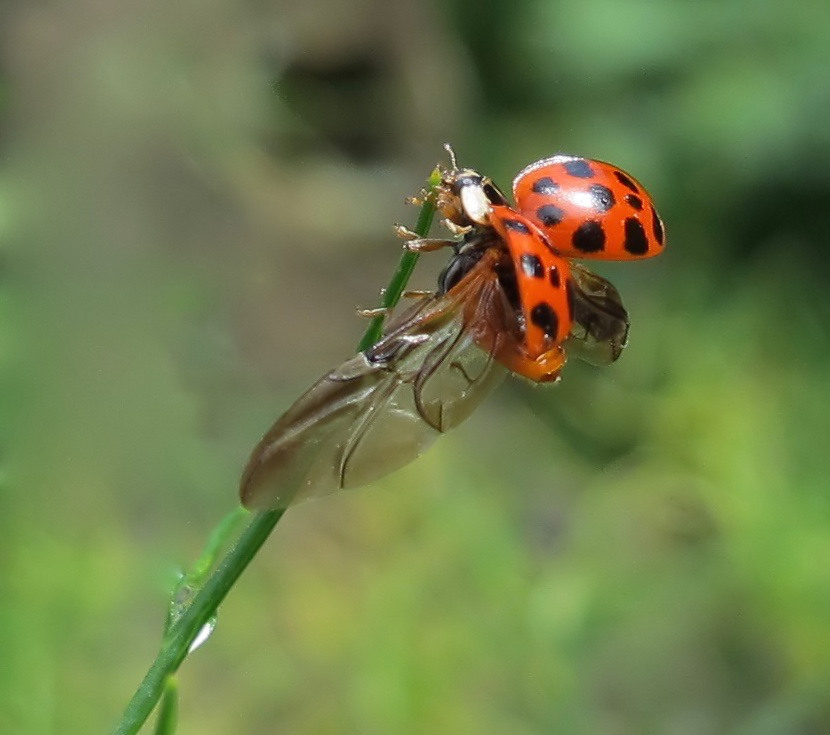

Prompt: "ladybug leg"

[356,290,431,318]
[394,220,462,247]
[394,224,455,244]
[394,221,470,253]
[405,179,438,207]
[356,306,389,318]
[394,224,457,253]
[403,238,457,253]
[402,289,433,299]
[442,219,471,237]
[393,224,423,239]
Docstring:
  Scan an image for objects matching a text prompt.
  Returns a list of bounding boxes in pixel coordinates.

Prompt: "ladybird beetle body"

[240,147,664,509]
[512,155,665,260]
[430,149,664,379]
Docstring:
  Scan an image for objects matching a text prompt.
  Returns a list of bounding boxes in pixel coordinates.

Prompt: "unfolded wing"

[240,252,509,510]
[564,262,630,366]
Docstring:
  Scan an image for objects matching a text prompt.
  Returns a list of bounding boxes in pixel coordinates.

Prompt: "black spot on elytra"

[548,264,561,289]
[651,206,665,246]
[625,193,643,210]
[503,218,530,234]
[613,170,639,192]
[536,204,565,227]
[532,177,559,195]
[530,302,559,338]
[564,159,595,178]
[588,184,615,212]
[623,217,649,255]
[572,220,606,253]
[520,253,544,279]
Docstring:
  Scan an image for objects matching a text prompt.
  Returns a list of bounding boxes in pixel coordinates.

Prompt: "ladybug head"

[438,144,508,227]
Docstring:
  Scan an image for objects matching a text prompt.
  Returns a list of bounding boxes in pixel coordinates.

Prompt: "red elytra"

[512,155,665,260]
[485,205,573,382]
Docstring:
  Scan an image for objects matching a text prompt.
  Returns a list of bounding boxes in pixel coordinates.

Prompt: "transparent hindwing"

[240,253,510,510]
[565,262,630,366]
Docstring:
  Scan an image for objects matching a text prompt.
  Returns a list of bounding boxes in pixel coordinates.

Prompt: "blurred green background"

[3,0,830,732]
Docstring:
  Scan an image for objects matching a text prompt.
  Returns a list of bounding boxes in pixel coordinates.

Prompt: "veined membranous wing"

[241,253,510,510]
[565,262,630,367]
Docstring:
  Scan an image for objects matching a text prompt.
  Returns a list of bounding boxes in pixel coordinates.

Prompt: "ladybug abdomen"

[512,156,665,260]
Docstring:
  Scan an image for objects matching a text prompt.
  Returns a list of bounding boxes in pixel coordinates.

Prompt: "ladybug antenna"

[443,142,459,170]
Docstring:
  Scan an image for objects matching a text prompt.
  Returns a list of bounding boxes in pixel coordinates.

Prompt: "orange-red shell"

[487,206,572,382]
[512,155,665,260]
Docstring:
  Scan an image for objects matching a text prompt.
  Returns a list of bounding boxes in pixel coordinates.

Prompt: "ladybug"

[409,145,662,382]
[240,147,663,509]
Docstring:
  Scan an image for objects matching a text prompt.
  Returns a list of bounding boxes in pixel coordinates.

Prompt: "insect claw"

[396,223,456,252]
[394,224,420,240]
[356,306,389,318]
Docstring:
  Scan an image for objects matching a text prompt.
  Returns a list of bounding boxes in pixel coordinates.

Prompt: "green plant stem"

[152,677,178,735]
[112,165,443,735]
[357,166,441,351]
[114,509,283,735]
[182,506,250,589]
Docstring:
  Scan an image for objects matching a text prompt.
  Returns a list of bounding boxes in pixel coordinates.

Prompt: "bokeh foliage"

[2,0,830,732]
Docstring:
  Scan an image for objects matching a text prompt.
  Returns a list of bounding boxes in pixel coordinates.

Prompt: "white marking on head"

[459,183,491,225]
